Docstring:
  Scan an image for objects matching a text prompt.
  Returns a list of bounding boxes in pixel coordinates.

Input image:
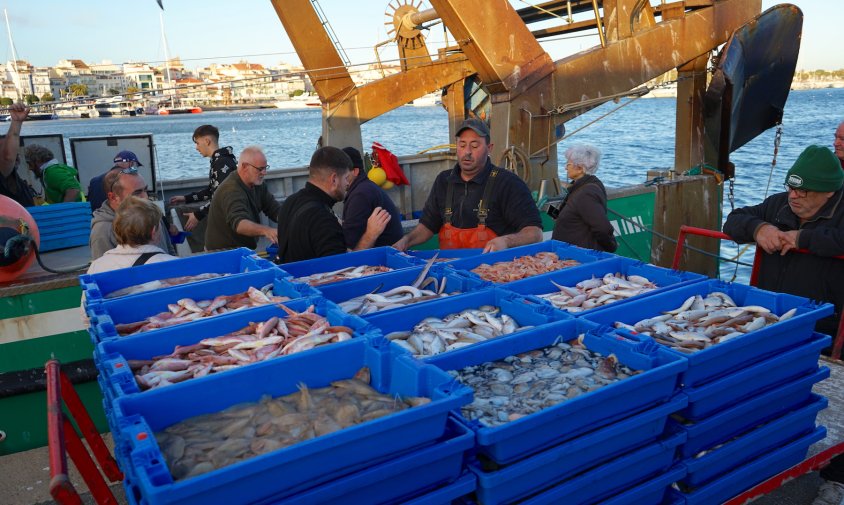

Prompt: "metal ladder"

[310,0,351,68]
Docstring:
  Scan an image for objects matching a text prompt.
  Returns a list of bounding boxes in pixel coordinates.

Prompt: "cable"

[31,240,89,274]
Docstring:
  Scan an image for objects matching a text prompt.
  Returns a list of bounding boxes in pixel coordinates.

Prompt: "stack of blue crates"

[582,279,833,504]
[29,201,92,251]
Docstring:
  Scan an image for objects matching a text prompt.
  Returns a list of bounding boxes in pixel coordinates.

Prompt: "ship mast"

[4,8,22,101]
[159,11,174,106]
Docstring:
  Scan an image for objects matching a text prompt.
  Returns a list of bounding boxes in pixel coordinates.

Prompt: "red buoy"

[0,195,40,282]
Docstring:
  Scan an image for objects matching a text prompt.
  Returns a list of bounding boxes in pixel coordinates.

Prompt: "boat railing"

[672,224,844,357]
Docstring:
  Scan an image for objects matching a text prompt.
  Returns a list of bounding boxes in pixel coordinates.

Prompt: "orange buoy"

[0,195,39,282]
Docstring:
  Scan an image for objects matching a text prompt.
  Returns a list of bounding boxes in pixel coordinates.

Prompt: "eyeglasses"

[783,184,808,198]
[244,162,269,172]
[109,167,139,192]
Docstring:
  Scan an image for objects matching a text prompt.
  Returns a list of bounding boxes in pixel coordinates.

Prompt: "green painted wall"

[0,330,92,373]
[0,285,82,319]
[608,192,655,263]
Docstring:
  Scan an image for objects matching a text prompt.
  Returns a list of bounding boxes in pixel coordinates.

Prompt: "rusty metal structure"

[269,0,801,274]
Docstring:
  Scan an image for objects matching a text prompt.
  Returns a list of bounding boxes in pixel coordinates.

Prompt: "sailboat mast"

[4,8,22,101]
[159,11,173,104]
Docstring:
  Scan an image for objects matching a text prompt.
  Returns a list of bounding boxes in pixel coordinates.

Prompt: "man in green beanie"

[724,144,844,340]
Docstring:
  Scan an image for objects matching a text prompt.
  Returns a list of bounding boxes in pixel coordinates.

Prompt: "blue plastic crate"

[581,279,834,387]
[674,426,826,504]
[678,366,829,459]
[425,318,686,464]
[500,431,685,505]
[406,249,484,263]
[681,394,826,488]
[317,263,490,316]
[112,339,472,505]
[81,248,280,306]
[446,240,615,284]
[404,473,476,505]
[87,269,318,344]
[468,395,687,504]
[278,416,473,505]
[364,287,571,360]
[279,246,423,285]
[39,229,91,251]
[601,464,686,505]
[679,333,830,420]
[29,201,92,252]
[96,297,376,410]
[503,256,707,316]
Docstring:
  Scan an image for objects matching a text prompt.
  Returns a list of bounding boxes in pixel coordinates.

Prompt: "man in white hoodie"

[89,167,175,259]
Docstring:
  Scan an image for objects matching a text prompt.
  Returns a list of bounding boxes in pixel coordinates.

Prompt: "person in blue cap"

[87,150,143,211]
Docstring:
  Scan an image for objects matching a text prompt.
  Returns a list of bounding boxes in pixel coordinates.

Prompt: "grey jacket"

[551,175,617,252]
[89,203,176,260]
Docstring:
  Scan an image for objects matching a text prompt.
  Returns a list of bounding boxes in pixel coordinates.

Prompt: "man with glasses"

[169,124,237,231]
[834,121,844,169]
[204,146,281,251]
[87,150,143,211]
[90,166,175,259]
[724,144,844,340]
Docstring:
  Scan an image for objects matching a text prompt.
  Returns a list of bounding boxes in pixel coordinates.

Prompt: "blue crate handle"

[632,338,661,356]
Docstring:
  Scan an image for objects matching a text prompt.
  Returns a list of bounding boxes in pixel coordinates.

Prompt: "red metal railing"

[46,359,123,505]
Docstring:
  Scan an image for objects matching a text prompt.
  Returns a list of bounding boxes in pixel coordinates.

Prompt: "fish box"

[318,263,490,316]
[446,240,616,284]
[81,248,280,306]
[280,416,473,505]
[680,394,826,488]
[112,339,472,505]
[581,279,833,387]
[672,426,826,505]
[600,465,686,505]
[406,249,484,264]
[678,367,829,459]
[425,318,686,464]
[402,472,476,505]
[468,395,687,505]
[503,256,706,316]
[480,431,684,505]
[87,269,317,345]
[279,246,423,286]
[679,333,830,420]
[96,297,376,411]
[363,287,571,360]
[28,201,92,251]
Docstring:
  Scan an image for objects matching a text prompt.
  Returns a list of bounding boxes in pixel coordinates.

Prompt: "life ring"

[0,195,39,282]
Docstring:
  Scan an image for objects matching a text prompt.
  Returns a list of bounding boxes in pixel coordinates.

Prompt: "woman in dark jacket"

[551,144,617,252]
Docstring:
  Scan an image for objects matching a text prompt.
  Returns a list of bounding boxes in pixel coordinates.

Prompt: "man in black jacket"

[169,124,237,230]
[341,146,403,248]
[275,146,390,264]
[723,145,844,339]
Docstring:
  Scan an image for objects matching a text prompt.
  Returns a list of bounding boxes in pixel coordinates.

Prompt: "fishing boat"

[1,1,840,503]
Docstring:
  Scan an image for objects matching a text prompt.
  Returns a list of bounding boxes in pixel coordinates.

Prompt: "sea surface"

[14,88,844,280]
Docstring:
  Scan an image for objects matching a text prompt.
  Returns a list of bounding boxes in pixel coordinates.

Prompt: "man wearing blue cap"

[724,145,844,340]
[87,150,142,211]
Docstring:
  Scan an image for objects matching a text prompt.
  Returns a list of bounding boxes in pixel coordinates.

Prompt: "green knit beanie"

[785,145,843,192]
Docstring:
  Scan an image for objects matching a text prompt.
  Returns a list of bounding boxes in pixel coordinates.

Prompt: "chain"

[763,123,783,199]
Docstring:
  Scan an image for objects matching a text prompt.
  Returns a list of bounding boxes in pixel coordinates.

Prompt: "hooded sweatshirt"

[89,203,175,259]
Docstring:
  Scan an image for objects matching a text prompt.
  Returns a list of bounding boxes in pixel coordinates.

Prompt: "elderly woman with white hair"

[551,144,618,252]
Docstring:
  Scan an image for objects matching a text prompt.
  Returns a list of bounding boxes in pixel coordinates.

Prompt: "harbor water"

[13,88,844,280]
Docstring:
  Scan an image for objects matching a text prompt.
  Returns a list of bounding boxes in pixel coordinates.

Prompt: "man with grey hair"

[205,146,281,250]
[24,144,83,203]
[90,167,175,259]
[551,144,617,252]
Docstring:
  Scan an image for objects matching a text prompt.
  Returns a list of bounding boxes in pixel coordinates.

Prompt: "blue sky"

[3,0,836,71]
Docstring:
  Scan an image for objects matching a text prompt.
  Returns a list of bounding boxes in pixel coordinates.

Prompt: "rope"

[416,144,454,154]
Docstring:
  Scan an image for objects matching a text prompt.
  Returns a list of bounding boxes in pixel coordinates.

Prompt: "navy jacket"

[342,170,403,248]
[276,183,347,263]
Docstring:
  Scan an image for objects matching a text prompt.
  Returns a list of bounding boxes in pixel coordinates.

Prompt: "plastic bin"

[674,426,826,505]
[446,240,616,284]
[680,394,827,487]
[679,333,830,420]
[364,287,571,360]
[581,279,834,387]
[678,366,829,459]
[81,248,278,305]
[87,269,318,344]
[601,465,686,505]
[279,246,422,285]
[404,473,477,505]
[406,249,484,264]
[504,431,685,505]
[468,395,687,504]
[317,263,490,316]
[112,339,472,505]
[425,318,686,464]
[279,417,473,505]
[503,256,706,316]
[96,297,376,408]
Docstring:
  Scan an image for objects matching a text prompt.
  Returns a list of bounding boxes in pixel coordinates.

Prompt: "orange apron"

[438,169,499,249]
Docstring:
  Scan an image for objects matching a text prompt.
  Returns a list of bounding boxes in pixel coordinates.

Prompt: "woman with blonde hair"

[551,144,618,252]
[87,196,178,274]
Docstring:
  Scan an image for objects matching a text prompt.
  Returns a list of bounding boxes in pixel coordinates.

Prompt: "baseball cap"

[456,118,490,140]
[114,150,142,166]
